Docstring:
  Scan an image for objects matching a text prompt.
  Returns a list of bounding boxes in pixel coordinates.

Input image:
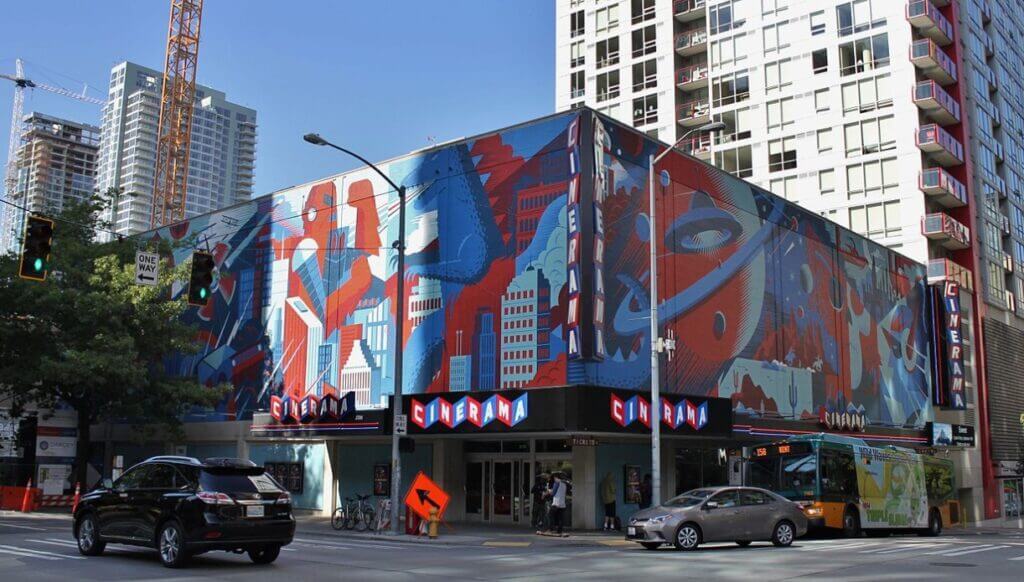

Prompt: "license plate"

[627,527,636,536]
[246,504,265,518]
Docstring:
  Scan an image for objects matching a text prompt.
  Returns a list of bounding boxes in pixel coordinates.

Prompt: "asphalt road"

[1,514,1023,581]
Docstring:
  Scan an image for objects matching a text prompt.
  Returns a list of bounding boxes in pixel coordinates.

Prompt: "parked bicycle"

[331,494,376,531]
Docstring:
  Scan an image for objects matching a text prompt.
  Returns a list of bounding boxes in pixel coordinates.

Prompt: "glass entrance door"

[492,461,514,521]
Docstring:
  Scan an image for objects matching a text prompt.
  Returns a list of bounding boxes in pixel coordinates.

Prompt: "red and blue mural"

[584,116,934,429]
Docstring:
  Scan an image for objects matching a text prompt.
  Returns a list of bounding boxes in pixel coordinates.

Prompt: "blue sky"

[0,0,554,195]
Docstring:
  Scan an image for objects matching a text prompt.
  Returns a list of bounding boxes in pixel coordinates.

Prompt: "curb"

[295,524,631,548]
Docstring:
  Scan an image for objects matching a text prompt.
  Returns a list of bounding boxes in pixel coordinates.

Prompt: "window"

[595,5,620,33]
[710,0,743,34]
[846,157,898,198]
[769,137,798,172]
[849,201,900,237]
[810,10,826,35]
[841,74,892,113]
[766,97,795,132]
[632,0,656,24]
[764,59,793,92]
[632,25,657,57]
[632,59,657,92]
[817,128,833,153]
[570,10,584,38]
[141,464,178,489]
[769,176,799,199]
[633,94,658,126]
[596,37,620,68]
[763,21,791,53]
[741,490,772,505]
[836,0,884,37]
[570,41,584,68]
[714,107,753,143]
[114,465,151,491]
[839,33,890,76]
[812,49,829,74]
[820,451,857,497]
[716,146,753,178]
[597,70,620,101]
[712,72,750,106]
[709,489,740,508]
[819,169,836,194]
[844,115,895,157]
[815,88,830,112]
[711,34,749,68]
[762,0,788,15]
[570,70,585,99]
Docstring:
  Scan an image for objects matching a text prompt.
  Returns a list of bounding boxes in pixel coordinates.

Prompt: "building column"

[321,440,336,517]
[572,444,597,530]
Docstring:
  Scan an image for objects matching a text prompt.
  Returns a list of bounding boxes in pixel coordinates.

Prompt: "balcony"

[674,0,707,22]
[676,64,709,90]
[676,30,708,56]
[914,81,960,125]
[907,0,954,46]
[1001,215,1010,235]
[1003,252,1014,273]
[910,39,957,85]
[927,258,974,291]
[922,212,971,250]
[677,99,710,127]
[916,124,963,166]
[919,168,968,207]
[678,133,712,160]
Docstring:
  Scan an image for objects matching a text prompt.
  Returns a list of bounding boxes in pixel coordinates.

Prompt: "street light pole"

[647,122,725,508]
[303,133,407,535]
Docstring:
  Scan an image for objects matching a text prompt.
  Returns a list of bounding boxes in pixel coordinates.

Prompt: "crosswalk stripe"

[801,542,877,551]
[924,544,991,556]
[1008,555,1024,561]
[0,523,47,531]
[869,543,945,554]
[941,545,1010,557]
[28,539,79,549]
[44,538,78,546]
[0,543,84,560]
[0,546,63,561]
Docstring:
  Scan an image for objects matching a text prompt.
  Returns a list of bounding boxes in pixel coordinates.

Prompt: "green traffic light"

[199,288,208,300]
[33,258,43,272]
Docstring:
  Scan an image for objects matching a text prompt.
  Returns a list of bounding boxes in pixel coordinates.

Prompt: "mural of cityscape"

[153,110,933,430]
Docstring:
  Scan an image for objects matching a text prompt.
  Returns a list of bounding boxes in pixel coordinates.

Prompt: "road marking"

[483,541,532,547]
[1008,555,1024,560]
[597,540,635,547]
[868,543,946,554]
[293,536,454,550]
[0,523,46,531]
[924,544,1010,557]
[0,546,63,561]
[941,545,1010,557]
[799,542,878,551]
[0,544,83,560]
[27,539,78,549]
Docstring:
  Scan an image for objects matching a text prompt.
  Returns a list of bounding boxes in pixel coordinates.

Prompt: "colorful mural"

[584,116,934,429]
[154,114,578,420]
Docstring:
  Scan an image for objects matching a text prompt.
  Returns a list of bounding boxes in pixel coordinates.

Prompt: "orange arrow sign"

[404,471,450,521]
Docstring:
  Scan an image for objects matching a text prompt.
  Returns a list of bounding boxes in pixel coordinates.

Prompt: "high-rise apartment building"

[1,113,99,252]
[556,0,1024,520]
[96,61,257,235]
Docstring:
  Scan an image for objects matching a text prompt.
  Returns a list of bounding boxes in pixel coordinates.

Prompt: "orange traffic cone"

[72,482,81,513]
[21,478,34,513]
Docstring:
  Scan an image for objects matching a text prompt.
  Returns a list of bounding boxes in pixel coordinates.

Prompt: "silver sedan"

[625,486,808,551]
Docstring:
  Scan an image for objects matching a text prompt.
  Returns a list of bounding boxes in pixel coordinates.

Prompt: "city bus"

[743,433,959,536]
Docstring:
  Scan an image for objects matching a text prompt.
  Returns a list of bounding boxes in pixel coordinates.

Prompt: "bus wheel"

[842,508,861,538]
[919,509,942,537]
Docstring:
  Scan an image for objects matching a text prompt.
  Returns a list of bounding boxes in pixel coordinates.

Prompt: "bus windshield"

[748,452,817,501]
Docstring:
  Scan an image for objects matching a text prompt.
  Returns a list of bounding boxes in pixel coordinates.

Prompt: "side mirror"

[102,478,113,489]
[704,501,719,510]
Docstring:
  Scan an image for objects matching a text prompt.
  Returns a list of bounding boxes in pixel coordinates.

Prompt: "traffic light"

[18,215,54,281]
[187,251,215,306]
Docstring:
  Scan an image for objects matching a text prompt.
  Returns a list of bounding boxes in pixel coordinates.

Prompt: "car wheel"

[76,514,105,556]
[736,540,752,547]
[158,521,189,568]
[772,520,795,547]
[248,544,281,565]
[842,508,861,538]
[673,523,701,551]
[640,542,662,551]
[919,509,942,537]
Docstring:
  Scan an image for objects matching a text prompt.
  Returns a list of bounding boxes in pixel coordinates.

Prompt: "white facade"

[96,61,257,235]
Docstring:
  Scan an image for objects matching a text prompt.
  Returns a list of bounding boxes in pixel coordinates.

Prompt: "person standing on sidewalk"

[639,474,652,510]
[530,474,549,530]
[548,472,569,536]
[601,471,617,531]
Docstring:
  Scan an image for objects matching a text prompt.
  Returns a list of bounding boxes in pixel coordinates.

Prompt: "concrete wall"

[248,442,326,511]
[334,443,433,514]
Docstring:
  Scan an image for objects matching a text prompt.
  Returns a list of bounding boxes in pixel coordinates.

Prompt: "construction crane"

[151,0,204,229]
[1,58,105,251]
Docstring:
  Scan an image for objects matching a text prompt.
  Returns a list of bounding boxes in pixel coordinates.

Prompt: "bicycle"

[331,494,376,531]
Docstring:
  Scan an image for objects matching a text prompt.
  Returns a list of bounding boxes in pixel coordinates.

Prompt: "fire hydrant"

[428,506,439,539]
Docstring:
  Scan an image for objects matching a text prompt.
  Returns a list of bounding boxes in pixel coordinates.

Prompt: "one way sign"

[135,251,160,286]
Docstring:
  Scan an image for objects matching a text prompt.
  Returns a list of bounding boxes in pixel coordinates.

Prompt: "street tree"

[0,191,227,487]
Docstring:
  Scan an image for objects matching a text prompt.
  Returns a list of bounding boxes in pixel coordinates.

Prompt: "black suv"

[73,456,295,567]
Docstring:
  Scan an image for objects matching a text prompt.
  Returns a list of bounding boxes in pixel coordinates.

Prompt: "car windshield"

[663,488,716,507]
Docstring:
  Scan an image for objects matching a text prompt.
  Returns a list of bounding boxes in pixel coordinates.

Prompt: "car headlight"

[647,514,672,524]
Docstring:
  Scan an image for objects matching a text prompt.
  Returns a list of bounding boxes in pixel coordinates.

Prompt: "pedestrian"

[547,472,569,536]
[601,471,617,531]
[531,474,549,530]
[639,473,652,509]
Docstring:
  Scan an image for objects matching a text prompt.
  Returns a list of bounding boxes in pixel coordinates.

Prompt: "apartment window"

[710,0,743,34]
[715,145,753,178]
[810,11,826,35]
[769,176,799,199]
[846,157,898,199]
[570,41,584,68]
[711,34,749,68]
[841,74,892,113]
[632,59,657,92]
[764,59,793,92]
[712,72,750,106]
[596,37,620,68]
[815,88,830,112]
[632,25,657,57]
[596,5,620,34]
[768,137,798,172]
[597,70,620,101]
[762,0,788,15]
[714,107,753,144]
[819,169,836,194]
[766,97,795,132]
[570,10,585,38]
[844,115,895,157]
[633,94,658,126]
[632,0,656,24]
[836,0,884,37]
[839,33,890,76]
[812,49,829,74]
[570,71,585,100]
[763,21,791,53]
[817,128,833,153]
[849,201,900,237]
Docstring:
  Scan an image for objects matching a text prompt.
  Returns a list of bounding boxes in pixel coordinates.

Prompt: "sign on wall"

[929,422,975,447]
[269,391,356,424]
[264,462,304,493]
[576,388,732,436]
[939,282,967,410]
[409,392,529,430]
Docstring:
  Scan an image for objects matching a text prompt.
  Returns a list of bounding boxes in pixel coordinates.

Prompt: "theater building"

[94,109,979,528]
